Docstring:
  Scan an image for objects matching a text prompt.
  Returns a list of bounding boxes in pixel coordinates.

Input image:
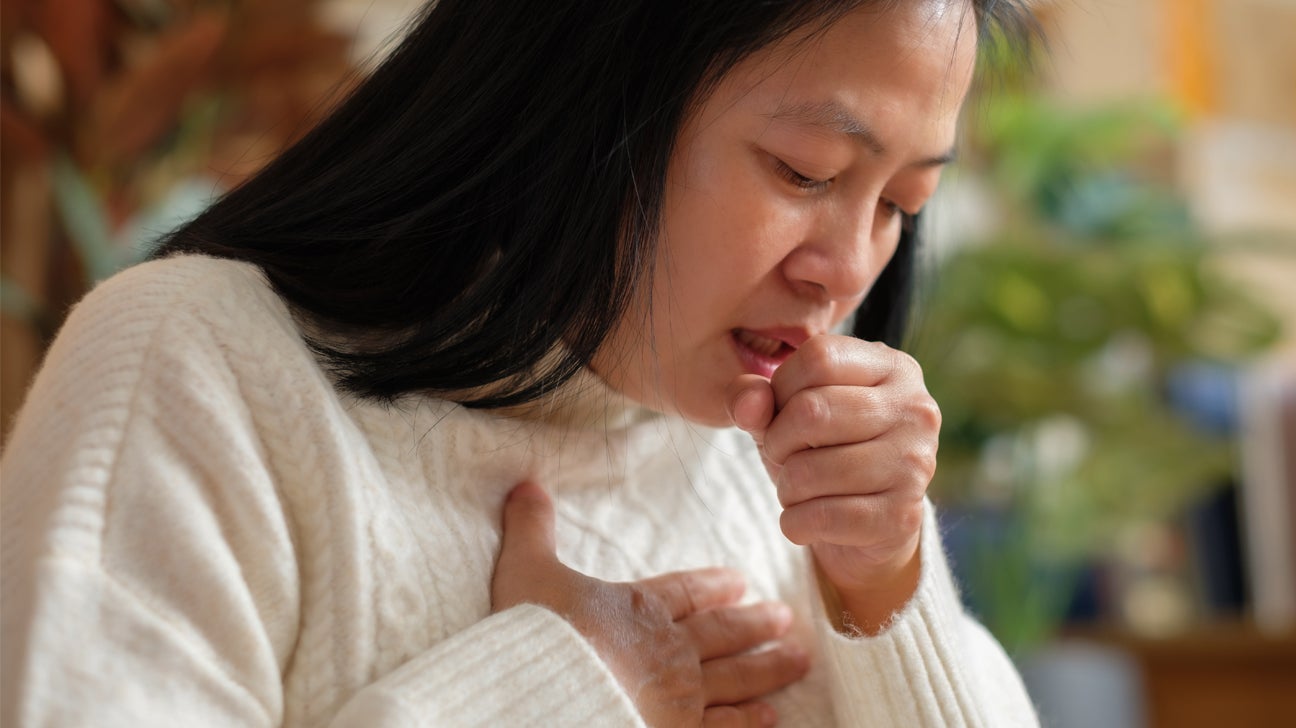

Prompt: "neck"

[493,366,660,431]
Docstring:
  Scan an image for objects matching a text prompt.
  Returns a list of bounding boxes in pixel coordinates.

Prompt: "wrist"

[814,543,922,636]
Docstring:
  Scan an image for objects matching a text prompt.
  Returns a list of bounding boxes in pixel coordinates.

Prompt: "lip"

[729,326,812,378]
[746,327,812,349]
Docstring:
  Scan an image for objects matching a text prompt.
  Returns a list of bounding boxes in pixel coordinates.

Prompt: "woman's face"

[592,0,979,426]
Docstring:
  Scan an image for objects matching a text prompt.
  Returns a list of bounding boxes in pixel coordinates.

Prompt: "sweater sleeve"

[810,500,1040,727]
[1,259,642,727]
[329,605,640,726]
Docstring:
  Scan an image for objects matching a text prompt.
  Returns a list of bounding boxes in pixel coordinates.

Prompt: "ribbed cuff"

[811,499,993,728]
[330,604,642,727]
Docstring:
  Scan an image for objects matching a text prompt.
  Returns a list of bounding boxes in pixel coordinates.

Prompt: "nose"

[780,199,895,302]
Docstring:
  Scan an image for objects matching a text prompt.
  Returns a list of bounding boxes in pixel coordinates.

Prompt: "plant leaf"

[51,152,118,283]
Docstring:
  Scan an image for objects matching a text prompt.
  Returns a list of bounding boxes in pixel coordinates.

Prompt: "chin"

[670,394,732,429]
[607,364,733,428]
[678,411,730,428]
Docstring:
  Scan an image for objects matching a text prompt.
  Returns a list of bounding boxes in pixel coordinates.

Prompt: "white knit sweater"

[1,255,1037,727]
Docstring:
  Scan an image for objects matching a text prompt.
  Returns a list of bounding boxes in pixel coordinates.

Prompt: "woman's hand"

[726,335,940,634]
[491,482,809,727]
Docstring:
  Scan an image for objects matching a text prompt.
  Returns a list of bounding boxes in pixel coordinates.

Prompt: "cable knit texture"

[1,255,1038,726]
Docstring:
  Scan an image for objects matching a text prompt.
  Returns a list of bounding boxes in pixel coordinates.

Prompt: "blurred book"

[1184,483,1246,618]
[1238,358,1296,632]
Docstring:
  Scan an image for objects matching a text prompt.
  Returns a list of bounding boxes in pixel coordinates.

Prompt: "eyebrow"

[766,100,956,169]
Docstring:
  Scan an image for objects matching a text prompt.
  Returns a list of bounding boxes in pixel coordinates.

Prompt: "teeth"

[737,330,783,357]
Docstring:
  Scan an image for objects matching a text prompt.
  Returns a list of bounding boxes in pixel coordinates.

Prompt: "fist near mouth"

[726,334,940,634]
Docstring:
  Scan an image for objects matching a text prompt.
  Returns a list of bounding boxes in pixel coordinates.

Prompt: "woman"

[2,0,1039,725]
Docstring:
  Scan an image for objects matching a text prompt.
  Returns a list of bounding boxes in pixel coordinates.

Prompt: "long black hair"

[155,0,1033,408]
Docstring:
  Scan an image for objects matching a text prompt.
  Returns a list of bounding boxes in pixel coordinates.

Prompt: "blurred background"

[2,1,1293,726]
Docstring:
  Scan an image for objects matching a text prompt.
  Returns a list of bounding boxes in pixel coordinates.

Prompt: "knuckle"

[913,394,942,431]
[898,441,938,484]
[626,584,650,613]
[778,454,812,505]
[853,386,884,417]
[709,609,743,646]
[812,499,836,537]
[897,498,925,535]
[892,347,921,375]
[867,339,900,370]
[676,574,702,615]
[799,337,838,378]
[629,584,671,622]
[728,654,759,687]
[845,498,873,531]
[659,682,701,723]
[787,389,832,435]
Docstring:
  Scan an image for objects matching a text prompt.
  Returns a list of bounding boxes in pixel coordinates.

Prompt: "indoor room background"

[2,1,1293,726]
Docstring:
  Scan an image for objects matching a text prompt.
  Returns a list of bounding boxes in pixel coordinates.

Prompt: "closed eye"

[882,198,924,219]
[773,158,832,192]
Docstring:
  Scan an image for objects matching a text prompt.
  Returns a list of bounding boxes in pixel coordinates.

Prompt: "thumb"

[497,480,558,569]
[726,374,775,442]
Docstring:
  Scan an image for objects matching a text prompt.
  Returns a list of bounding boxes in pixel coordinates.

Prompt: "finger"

[497,481,558,568]
[779,493,925,550]
[703,642,810,707]
[770,336,903,411]
[681,601,794,660]
[775,436,936,508]
[703,702,779,727]
[637,567,746,621]
[726,375,776,442]
[761,385,900,466]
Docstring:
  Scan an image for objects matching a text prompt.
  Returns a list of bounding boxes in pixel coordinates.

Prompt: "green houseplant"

[913,92,1281,650]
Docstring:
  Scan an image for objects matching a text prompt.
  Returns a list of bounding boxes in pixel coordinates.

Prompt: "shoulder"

[52,254,312,388]
[1,259,310,713]
[74,254,288,338]
[1,254,336,569]
[3,255,318,490]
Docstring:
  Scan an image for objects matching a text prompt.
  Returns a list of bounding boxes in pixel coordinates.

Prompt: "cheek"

[671,170,803,281]
[659,160,777,292]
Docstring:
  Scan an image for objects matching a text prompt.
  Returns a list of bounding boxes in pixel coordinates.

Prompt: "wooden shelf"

[1061,622,1296,728]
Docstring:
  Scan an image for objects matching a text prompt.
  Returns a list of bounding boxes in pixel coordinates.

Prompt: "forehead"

[696,0,979,141]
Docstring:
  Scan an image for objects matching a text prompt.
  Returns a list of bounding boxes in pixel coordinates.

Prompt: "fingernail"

[761,702,778,727]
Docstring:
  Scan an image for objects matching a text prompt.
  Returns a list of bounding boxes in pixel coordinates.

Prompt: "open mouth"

[731,328,799,378]
[734,329,794,357]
